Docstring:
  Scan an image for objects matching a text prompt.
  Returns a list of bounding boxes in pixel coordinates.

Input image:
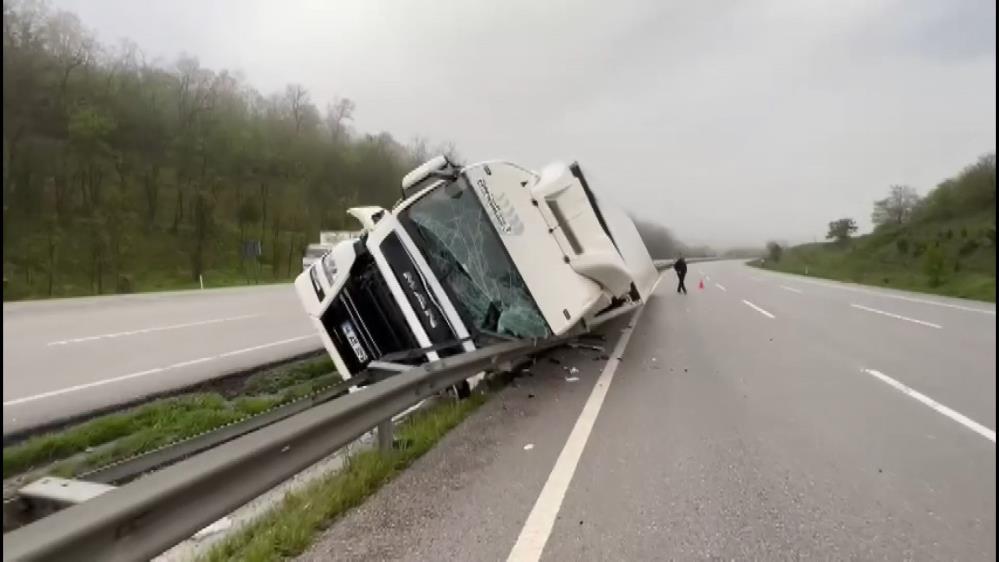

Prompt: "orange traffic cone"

[698,279,704,290]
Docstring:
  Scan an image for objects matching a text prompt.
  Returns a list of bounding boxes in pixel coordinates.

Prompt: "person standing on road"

[674,256,688,294]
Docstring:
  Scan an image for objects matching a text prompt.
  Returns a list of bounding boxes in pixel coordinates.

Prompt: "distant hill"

[758,154,996,302]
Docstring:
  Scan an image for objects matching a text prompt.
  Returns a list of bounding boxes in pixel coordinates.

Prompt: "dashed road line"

[851,304,942,329]
[742,300,775,319]
[862,368,994,443]
[3,334,318,407]
[47,314,261,346]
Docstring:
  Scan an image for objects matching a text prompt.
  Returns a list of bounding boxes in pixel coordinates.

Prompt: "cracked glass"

[398,178,551,339]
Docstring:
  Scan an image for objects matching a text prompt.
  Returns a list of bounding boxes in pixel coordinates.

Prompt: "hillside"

[758,154,996,302]
[2,2,435,301]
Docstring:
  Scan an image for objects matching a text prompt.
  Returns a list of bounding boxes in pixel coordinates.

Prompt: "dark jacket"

[674,258,687,275]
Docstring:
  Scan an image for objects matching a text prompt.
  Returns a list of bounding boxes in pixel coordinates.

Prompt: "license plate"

[340,322,368,363]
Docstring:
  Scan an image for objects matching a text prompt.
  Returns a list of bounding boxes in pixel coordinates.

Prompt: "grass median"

[200,393,487,562]
[2,357,338,480]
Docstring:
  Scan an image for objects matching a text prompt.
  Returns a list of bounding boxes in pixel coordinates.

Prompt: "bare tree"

[325,96,355,142]
[43,10,96,101]
[872,185,920,227]
[285,83,309,134]
[171,55,218,232]
[409,135,430,165]
[436,140,462,165]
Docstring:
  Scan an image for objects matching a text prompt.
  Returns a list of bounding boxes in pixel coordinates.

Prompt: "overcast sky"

[51,0,996,247]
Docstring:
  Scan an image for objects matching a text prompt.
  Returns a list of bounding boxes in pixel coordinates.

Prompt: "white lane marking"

[47,314,261,346]
[506,307,645,562]
[742,299,775,319]
[169,357,215,369]
[850,304,942,329]
[752,269,994,315]
[715,283,727,292]
[216,336,320,358]
[3,334,318,407]
[862,369,995,443]
[779,285,803,294]
[2,369,164,407]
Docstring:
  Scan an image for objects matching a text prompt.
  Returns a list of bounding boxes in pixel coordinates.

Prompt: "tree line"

[3,0,451,298]
[631,217,713,259]
[765,152,995,262]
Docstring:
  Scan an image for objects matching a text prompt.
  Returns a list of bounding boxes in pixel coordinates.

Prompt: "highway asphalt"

[2,284,319,436]
[297,260,996,561]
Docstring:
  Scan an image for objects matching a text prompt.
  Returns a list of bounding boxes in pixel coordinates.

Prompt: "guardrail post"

[377,419,394,453]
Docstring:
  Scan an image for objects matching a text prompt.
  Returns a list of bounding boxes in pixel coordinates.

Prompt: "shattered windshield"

[398,178,550,339]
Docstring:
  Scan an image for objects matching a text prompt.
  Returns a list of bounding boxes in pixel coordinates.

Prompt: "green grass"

[47,394,272,477]
[3,357,339,479]
[758,212,996,302]
[3,215,303,302]
[200,394,487,562]
[243,358,337,395]
[4,394,240,478]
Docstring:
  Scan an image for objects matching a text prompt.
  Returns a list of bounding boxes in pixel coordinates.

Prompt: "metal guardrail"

[2,334,576,562]
[2,375,364,534]
[2,350,326,447]
[82,374,364,485]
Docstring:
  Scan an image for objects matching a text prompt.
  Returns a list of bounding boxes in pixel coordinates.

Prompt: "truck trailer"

[294,156,657,381]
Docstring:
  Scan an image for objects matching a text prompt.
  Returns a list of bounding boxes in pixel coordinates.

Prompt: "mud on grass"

[2,356,339,480]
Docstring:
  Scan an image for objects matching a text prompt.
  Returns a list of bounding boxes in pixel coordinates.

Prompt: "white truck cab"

[295,156,656,380]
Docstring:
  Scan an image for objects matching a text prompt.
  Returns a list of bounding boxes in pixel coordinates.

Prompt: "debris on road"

[565,377,580,383]
[523,443,534,451]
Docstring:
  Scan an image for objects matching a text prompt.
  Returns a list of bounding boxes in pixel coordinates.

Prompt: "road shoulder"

[295,318,630,562]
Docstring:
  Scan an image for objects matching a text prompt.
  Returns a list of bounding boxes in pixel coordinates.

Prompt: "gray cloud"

[52,0,996,247]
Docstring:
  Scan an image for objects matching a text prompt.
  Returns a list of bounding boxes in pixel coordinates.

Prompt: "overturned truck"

[294,156,657,382]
